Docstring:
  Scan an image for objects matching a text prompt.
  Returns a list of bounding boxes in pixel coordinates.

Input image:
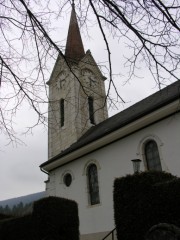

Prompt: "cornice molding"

[42,99,180,172]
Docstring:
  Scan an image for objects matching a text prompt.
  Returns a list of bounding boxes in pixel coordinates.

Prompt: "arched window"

[145,140,162,171]
[60,99,64,127]
[88,97,95,124]
[87,164,100,205]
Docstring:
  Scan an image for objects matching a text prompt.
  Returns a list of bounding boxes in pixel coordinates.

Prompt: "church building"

[40,4,180,240]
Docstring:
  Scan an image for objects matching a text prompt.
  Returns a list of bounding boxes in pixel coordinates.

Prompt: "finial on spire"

[65,2,85,62]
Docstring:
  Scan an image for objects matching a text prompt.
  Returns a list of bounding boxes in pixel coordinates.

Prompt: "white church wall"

[47,111,180,237]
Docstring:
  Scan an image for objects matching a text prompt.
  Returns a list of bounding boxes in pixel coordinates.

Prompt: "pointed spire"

[65,3,85,62]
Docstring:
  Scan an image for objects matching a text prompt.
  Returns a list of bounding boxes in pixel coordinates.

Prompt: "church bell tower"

[47,4,108,159]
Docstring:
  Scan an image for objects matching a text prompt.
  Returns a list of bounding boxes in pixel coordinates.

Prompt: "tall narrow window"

[87,164,100,205]
[88,97,95,124]
[145,140,162,171]
[60,99,64,127]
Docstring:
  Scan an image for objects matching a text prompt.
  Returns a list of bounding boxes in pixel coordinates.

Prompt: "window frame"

[136,135,165,172]
[88,96,95,125]
[60,98,65,127]
[144,140,162,171]
[87,163,100,206]
[63,173,72,187]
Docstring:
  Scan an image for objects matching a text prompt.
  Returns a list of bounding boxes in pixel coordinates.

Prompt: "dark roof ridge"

[78,80,180,140]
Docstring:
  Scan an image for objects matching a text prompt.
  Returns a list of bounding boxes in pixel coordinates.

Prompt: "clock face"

[56,71,67,89]
[82,69,96,87]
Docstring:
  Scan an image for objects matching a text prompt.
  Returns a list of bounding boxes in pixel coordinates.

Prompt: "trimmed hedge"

[114,171,179,240]
[153,178,180,227]
[33,196,79,240]
[145,223,180,240]
[0,215,35,240]
[0,196,79,240]
[0,213,12,221]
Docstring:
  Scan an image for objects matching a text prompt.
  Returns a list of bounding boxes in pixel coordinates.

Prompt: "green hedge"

[153,178,180,227]
[0,196,79,240]
[33,196,79,240]
[0,213,12,221]
[145,223,180,240]
[0,215,34,240]
[113,171,179,240]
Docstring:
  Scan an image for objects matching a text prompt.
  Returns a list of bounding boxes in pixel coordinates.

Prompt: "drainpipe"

[40,167,49,175]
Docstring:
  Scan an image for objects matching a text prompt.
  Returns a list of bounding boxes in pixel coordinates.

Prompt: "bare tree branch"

[0,0,179,144]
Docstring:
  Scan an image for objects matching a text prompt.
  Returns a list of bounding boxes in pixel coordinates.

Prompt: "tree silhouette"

[0,202,33,216]
[0,0,179,143]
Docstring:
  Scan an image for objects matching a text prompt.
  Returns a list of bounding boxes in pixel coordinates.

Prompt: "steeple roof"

[65,4,85,61]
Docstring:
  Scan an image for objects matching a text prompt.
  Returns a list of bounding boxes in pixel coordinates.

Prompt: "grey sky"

[0,3,170,201]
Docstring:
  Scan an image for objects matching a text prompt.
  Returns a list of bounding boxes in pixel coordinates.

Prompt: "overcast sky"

[0,3,172,201]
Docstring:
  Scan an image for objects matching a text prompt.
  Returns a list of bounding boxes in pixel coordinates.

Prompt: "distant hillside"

[0,191,46,209]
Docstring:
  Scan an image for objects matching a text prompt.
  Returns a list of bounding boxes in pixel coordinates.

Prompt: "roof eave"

[41,99,180,172]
